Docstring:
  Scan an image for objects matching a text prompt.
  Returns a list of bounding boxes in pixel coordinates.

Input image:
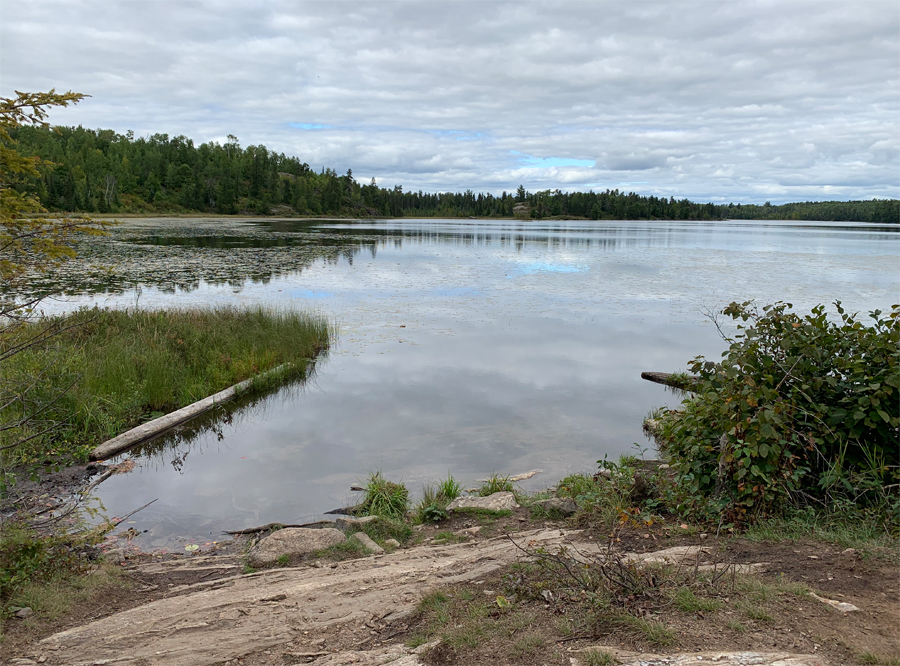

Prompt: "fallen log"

[90,362,302,461]
[224,520,334,536]
[640,371,699,390]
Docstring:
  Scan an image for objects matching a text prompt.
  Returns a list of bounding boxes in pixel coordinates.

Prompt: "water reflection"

[14,217,898,300]
[21,218,899,550]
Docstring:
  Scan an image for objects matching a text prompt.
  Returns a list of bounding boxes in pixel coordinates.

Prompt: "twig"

[109,498,158,527]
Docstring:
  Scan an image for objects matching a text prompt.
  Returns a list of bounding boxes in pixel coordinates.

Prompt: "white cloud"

[1,0,897,203]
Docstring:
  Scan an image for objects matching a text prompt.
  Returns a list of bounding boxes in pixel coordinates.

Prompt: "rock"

[840,547,857,557]
[454,526,482,538]
[595,469,612,479]
[104,547,126,564]
[248,528,345,567]
[533,497,578,516]
[384,538,401,548]
[447,492,519,511]
[573,650,828,666]
[15,606,34,619]
[350,532,384,555]
[629,473,651,503]
[6,659,38,665]
[809,591,859,613]
[334,515,378,533]
[623,545,711,565]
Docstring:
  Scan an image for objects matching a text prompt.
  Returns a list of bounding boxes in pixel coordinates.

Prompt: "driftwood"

[640,372,699,390]
[224,520,334,536]
[90,362,298,461]
[109,498,158,528]
[325,505,362,516]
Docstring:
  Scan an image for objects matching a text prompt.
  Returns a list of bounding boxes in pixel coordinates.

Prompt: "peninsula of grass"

[1,305,331,466]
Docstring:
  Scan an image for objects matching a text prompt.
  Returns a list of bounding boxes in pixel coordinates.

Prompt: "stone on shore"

[533,497,578,516]
[248,528,345,567]
[446,491,519,511]
[335,515,378,533]
[350,532,385,555]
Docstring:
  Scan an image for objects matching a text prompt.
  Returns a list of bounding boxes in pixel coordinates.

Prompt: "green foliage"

[653,301,899,522]
[580,648,618,666]
[0,524,100,607]
[671,587,723,613]
[1,305,330,469]
[314,538,370,561]
[359,515,413,545]
[14,124,895,222]
[358,471,409,519]
[414,473,462,523]
[1,90,110,287]
[478,473,514,496]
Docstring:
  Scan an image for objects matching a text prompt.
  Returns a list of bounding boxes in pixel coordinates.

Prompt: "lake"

[34,217,900,551]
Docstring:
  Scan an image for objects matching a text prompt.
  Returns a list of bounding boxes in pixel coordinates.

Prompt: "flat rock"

[447,491,519,511]
[572,648,828,666]
[623,545,711,565]
[103,547,126,564]
[39,527,575,666]
[334,515,378,533]
[247,528,345,567]
[533,497,578,516]
[350,532,384,555]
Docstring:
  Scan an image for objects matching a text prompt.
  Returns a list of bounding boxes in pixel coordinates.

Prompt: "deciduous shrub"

[652,301,899,522]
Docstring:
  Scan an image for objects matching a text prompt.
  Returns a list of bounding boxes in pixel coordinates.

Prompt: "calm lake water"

[37,218,900,551]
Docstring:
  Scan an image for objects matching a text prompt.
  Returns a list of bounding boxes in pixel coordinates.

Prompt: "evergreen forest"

[9,125,899,223]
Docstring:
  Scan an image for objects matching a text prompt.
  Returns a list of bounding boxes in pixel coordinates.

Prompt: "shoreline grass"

[1,304,331,466]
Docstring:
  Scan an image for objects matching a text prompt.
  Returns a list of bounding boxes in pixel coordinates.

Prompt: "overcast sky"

[2,1,898,203]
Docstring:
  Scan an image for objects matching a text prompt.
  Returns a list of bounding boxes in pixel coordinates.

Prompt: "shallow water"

[32,217,900,551]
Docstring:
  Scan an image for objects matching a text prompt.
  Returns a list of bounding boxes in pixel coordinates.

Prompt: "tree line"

[8,125,899,223]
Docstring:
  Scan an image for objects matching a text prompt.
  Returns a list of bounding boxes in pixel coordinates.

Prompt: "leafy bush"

[0,524,98,607]
[653,301,899,521]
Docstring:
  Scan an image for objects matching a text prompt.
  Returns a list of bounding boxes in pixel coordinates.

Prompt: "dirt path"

[31,528,574,665]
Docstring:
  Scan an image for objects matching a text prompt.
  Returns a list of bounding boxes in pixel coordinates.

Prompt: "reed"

[1,305,331,465]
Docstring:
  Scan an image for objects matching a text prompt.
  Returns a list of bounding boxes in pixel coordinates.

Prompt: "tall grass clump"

[357,471,409,519]
[414,473,463,523]
[478,473,514,497]
[1,305,331,467]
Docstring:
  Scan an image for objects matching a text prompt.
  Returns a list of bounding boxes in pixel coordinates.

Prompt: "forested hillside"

[8,125,899,222]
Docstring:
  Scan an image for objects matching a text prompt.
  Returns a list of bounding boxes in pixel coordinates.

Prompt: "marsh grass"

[357,472,409,519]
[478,473,514,497]
[413,473,462,524]
[1,305,331,465]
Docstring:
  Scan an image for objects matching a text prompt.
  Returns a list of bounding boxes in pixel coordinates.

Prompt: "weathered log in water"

[89,363,296,461]
[640,371,699,390]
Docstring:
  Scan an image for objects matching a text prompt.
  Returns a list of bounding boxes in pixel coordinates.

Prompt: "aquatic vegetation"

[1,305,331,467]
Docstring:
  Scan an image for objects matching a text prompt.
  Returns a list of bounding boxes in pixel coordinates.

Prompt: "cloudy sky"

[2,1,898,203]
